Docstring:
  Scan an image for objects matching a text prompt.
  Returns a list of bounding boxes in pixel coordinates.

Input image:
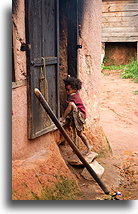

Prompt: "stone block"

[68,152,98,166]
[81,160,104,181]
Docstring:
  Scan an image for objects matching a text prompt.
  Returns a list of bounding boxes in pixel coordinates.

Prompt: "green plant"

[121,60,138,82]
[41,177,80,200]
[133,90,138,95]
[102,60,138,83]
[102,64,126,71]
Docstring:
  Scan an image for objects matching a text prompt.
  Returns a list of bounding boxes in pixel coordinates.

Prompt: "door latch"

[77,44,82,49]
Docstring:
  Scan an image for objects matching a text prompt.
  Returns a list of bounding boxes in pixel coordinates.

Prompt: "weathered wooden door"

[25,0,59,139]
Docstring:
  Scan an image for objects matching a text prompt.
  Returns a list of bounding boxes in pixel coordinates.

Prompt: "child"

[61,76,93,154]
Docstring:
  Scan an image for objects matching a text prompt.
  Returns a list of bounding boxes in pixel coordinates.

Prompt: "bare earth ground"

[100,70,138,155]
[100,70,138,200]
[59,70,138,200]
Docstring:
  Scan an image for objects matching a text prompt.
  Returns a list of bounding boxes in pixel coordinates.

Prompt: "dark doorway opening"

[59,0,78,78]
[104,42,137,66]
[59,0,79,115]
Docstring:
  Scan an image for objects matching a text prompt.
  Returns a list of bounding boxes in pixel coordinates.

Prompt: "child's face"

[65,85,76,95]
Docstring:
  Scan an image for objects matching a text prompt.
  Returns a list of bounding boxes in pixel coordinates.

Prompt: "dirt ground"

[100,70,138,200]
[59,70,138,200]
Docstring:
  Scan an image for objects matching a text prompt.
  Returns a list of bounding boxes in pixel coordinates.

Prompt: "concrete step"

[68,152,98,166]
[81,160,105,181]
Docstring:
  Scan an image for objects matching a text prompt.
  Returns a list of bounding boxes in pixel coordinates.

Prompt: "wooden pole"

[34,88,110,195]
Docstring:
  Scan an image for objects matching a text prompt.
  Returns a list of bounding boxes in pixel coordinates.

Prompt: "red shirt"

[66,92,86,119]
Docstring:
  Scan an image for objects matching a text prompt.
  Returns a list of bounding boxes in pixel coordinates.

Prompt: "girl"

[61,76,93,154]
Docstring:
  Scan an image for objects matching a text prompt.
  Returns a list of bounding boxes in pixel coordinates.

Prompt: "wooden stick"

[34,88,110,195]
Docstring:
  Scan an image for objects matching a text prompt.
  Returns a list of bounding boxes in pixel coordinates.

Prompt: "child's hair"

[63,76,82,90]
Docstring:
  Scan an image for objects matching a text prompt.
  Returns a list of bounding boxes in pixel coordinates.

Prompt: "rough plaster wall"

[78,0,102,126]
[12,84,76,198]
[12,127,77,200]
[12,1,77,199]
[77,0,110,154]
[12,86,62,160]
[12,1,27,160]
[12,85,77,199]
[12,0,111,200]
[12,0,26,81]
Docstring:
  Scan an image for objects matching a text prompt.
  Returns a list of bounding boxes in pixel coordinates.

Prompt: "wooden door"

[25,0,59,139]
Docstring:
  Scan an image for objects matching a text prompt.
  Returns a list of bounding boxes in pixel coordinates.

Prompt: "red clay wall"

[78,0,110,153]
[12,0,110,200]
[12,0,78,200]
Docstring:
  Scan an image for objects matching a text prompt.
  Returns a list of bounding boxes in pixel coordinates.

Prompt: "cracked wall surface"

[12,0,26,81]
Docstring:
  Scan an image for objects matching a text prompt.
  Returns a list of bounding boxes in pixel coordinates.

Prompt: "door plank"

[25,0,59,139]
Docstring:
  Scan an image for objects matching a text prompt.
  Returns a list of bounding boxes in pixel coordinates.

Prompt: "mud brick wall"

[77,0,110,153]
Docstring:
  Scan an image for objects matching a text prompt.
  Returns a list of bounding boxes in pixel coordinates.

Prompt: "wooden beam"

[102,16,137,23]
[102,32,138,37]
[103,11,138,17]
[103,3,138,13]
[102,21,138,27]
[102,27,137,33]
[102,37,138,42]
[103,1,138,5]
